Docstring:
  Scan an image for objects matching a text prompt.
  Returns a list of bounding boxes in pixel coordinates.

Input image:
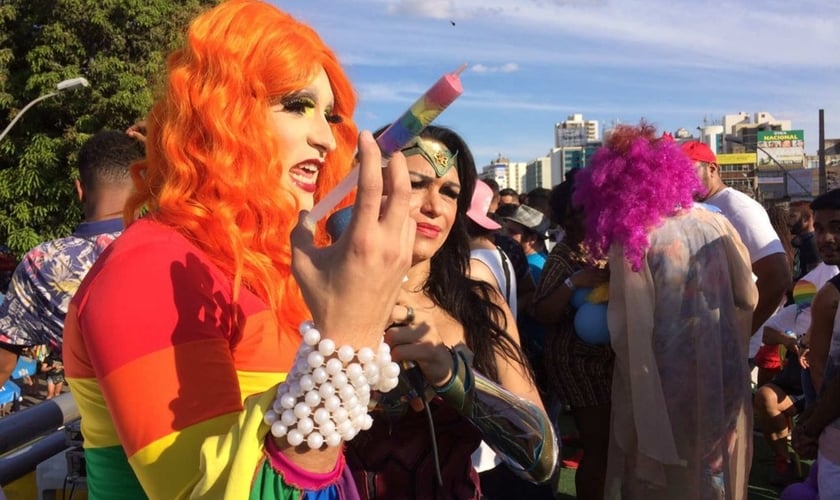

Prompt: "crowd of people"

[1,1,839,499]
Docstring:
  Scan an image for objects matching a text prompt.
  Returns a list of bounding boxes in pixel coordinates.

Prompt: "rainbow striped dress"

[65,219,357,499]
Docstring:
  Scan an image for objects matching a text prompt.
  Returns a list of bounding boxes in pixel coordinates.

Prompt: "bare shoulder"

[468,257,500,291]
[812,280,840,313]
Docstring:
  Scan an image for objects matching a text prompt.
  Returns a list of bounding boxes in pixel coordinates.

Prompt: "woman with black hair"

[532,168,613,500]
[345,125,557,499]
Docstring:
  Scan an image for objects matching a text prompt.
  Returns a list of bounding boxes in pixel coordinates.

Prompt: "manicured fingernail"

[302,213,316,232]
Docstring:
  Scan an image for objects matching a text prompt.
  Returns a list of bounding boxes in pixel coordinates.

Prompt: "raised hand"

[126,120,147,143]
[571,267,610,289]
[291,131,416,348]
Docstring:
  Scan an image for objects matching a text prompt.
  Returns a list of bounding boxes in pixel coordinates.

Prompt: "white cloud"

[384,0,505,20]
[354,83,409,103]
[312,0,839,70]
[471,63,520,74]
[283,0,840,161]
[385,0,456,20]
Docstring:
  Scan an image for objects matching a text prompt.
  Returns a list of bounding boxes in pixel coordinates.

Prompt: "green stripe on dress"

[85,445,148,499]
[249,459,301,500]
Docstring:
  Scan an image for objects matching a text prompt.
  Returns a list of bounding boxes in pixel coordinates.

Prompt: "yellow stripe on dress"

[67,377,121,448]
[236,369,287,402]
[128,412,241,499]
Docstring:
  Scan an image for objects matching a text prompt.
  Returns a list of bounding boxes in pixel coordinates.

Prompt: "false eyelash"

[280,94,342,124]
[280,95,316,114]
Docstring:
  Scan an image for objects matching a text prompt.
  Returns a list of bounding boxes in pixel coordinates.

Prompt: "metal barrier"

[0,393,79,485]
[0,431,67,485]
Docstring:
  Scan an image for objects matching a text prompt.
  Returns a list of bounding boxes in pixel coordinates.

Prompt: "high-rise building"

[479,155,528,195]
[723,112,792,153]
[479,161,509,192]
[539,113,604,188]
[507,161,528,194]
[548,145,600,185]
[555,114,599,147]
[523,156,552,192]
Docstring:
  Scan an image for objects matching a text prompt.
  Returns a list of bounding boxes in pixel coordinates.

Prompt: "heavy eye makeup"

[273,92,342,124]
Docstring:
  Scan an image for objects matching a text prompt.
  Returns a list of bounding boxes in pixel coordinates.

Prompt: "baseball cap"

[503,204,549,237]
[681,141,717,164]
[466,180,501,230]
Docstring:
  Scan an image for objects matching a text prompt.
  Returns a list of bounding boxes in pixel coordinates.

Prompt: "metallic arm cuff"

[435,347,558,483]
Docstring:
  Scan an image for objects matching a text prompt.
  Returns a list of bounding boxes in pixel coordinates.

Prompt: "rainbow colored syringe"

[305,63,467,225]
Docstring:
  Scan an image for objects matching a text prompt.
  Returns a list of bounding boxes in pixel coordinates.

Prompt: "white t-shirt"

[706,188,787,357]
[705,188,785,264]
[764,303,811,337]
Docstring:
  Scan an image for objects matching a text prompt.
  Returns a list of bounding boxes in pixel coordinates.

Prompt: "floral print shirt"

[0,218,123,352]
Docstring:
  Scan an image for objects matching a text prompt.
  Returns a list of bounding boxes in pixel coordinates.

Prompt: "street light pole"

[724,135,810,197]
[0,77,90,143]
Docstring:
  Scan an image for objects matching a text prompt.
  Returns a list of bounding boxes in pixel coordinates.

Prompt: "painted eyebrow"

[409,171,461,188]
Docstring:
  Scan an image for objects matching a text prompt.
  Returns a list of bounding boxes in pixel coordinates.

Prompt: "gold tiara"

[401,136,458,177]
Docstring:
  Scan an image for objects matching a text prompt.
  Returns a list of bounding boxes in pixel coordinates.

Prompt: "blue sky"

[277,0,839,167]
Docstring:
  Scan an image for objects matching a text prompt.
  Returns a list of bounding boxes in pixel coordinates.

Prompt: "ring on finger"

[404,304,415,325]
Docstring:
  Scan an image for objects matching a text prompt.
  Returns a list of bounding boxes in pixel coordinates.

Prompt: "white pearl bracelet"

[264,321,401,449]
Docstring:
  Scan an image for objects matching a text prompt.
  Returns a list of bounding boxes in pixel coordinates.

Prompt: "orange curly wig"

[127,0,357,335]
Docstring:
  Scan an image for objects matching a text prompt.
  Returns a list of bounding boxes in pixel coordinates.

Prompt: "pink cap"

[467,180,501,230]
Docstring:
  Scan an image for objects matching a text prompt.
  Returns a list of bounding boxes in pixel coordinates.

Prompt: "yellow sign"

[717,153,757,165]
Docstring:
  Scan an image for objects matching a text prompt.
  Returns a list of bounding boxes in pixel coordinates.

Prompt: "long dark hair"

[410,125,530,381]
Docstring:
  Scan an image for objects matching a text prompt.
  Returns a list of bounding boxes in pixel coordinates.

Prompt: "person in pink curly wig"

[575,122,759,499]
[573,122,701,271]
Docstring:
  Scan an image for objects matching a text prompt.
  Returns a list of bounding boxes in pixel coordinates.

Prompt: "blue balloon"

[574,302,610,345]
[570,287,592,309]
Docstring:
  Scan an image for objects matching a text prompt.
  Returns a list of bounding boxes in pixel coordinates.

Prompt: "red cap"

[680,141,717,164]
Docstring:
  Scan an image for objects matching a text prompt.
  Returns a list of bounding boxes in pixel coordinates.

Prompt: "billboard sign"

[757,130,805,167]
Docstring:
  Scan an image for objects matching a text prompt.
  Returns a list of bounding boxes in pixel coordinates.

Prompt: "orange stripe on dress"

[100,338,243,457]
[230,309,298,373]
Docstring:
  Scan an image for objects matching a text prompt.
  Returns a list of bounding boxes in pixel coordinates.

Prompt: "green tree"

[0,0,219,257]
